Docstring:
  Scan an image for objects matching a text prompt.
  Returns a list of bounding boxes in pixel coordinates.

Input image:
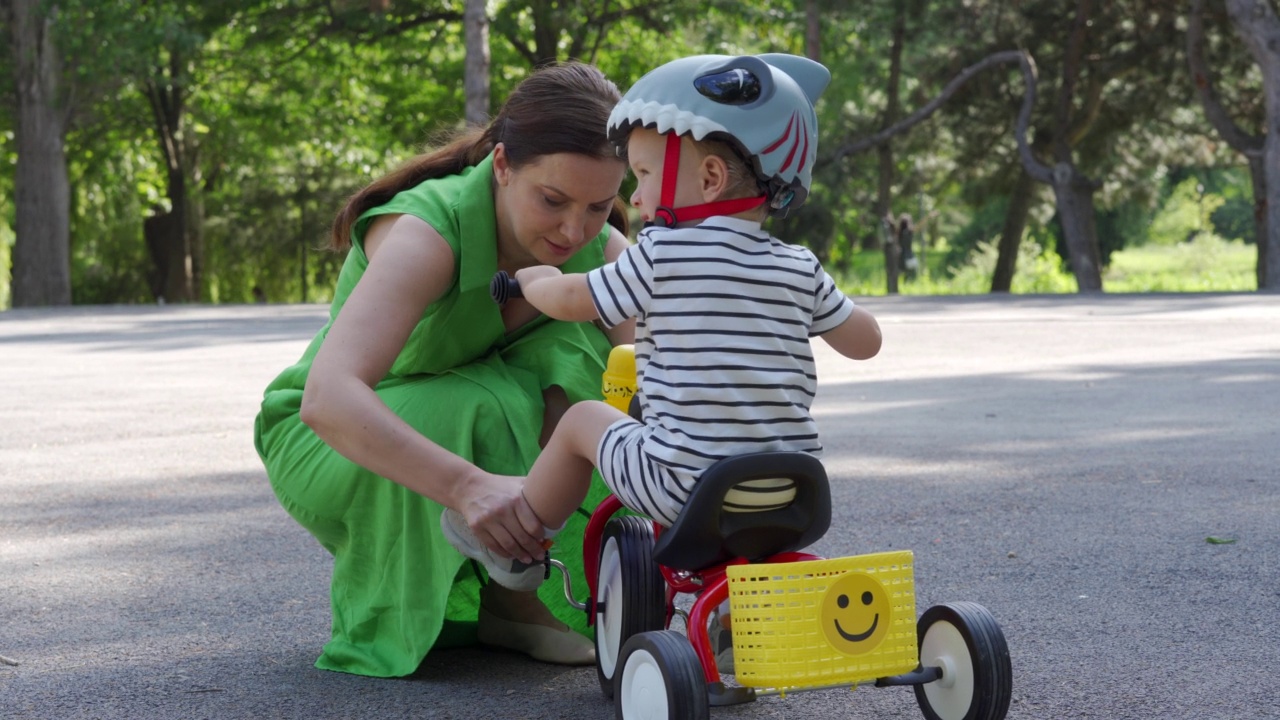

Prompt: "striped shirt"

[586,215,855,474]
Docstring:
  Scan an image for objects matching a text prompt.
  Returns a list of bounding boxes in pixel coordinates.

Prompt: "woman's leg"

[539,385,571,448]
[470,385,596,665]
[481,582,564,626]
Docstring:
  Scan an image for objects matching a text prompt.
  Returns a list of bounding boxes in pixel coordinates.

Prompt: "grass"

[1103,235,1256,293]
[834,235,1258,296]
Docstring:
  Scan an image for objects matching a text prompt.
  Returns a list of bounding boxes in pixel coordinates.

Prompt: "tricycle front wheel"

[615,630,708,720]
[913,601,1012,720]
[595,516,666,699]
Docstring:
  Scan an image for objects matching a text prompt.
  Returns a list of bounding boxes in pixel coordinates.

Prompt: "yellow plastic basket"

[725,551,918,690]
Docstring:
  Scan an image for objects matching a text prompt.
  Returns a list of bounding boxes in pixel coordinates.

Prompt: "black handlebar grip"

[490,271,523,304]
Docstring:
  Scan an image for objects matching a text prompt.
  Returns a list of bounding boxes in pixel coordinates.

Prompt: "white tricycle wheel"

[595,516,665,699]
[615,630,708,720]
[914,602,1012,720]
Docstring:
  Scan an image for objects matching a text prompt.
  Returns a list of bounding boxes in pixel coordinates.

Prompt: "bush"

[1148,177,1225,246]
[943,239,1076,294]
[833,233,1254,295]
[835,237,1076,295]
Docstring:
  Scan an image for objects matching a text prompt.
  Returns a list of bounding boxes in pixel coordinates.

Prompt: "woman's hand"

[457,470,549,564]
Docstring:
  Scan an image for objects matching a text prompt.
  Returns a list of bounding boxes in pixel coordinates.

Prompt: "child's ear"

[700,155,730,201]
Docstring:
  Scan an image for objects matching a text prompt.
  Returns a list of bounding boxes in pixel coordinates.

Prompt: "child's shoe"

[441,508,547,592]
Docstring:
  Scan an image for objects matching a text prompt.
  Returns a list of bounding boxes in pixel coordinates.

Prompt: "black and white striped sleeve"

[808,257,855,336]
[586,238,655,328]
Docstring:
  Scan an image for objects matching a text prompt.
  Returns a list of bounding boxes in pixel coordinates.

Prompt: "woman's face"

[493,145,625,268]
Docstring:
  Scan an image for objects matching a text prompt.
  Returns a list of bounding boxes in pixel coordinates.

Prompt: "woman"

[253,62,633,678]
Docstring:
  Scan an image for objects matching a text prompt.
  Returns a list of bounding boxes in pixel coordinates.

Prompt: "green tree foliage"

[192,7,470,303]
[0,0,1272,306]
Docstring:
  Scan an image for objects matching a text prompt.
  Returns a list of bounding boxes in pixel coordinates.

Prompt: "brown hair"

[330,62,627,249]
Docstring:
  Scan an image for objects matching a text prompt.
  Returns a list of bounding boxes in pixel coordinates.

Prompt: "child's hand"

[514,265,562,288]
[512,266,599,322]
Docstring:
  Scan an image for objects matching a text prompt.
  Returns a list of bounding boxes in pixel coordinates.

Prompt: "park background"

[4,4,1279,718]
[2,0,1277,308]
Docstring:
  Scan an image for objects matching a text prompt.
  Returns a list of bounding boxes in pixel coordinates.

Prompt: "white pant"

[596,419,698,527]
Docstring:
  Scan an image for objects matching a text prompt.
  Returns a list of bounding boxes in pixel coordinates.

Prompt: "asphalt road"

[2,294,1277,720]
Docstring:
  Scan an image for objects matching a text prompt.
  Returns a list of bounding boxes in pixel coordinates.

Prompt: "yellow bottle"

[601,344,637,414]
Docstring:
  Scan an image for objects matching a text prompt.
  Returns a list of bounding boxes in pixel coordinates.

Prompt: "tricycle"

[493,271,1013,720]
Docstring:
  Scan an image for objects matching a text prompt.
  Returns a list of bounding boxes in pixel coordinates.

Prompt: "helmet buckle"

[770,189,795,211]
[649,206,677,228]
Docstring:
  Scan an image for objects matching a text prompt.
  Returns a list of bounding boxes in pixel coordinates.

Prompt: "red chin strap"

[649,132,767,228]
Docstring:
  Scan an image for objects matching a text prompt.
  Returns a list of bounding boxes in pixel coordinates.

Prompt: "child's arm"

[820,306,882,360]
[514,265,601,322]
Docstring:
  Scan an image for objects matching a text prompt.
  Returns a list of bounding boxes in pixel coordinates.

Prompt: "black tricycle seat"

[650,451,831,572]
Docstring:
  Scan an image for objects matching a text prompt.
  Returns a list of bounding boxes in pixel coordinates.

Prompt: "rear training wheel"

[914,601,1012,720]
[615,630,709,720]
[595,516,666,699]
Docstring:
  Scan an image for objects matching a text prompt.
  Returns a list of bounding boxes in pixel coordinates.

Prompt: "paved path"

[2,294,1277,719]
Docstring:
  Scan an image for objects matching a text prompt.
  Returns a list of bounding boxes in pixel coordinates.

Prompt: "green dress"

[253,153,614,678]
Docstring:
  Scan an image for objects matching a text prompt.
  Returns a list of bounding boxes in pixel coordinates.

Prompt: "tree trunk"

[530,0,558,65]
[147,162,193,303]
[464,0,490,126]
[805,0,821,64]
[991,167,1037,293]
[873,2,907,269]
[1045,0,1104,293]
[9,0,71,307]
[1052,163,1103,292]
[881,216,900,294]
[1261,132,1279,292]
[143,57,196,303]
[143,201,182,303]
[1247,156,1269,288]
[188,179,205,300]
[1189,0,1270,289]
[1225,0,1280,291]
[1044,160,1105,292]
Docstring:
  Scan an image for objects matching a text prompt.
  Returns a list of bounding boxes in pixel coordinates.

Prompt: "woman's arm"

[300,214,547,562]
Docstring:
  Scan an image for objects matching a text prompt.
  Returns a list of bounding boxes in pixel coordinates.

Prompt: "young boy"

[442,53,882,664]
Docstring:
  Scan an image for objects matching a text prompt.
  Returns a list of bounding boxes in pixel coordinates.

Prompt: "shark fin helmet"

[608,53,830,227]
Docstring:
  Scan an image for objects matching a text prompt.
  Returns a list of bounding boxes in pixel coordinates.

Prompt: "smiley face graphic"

[819,572,891,655]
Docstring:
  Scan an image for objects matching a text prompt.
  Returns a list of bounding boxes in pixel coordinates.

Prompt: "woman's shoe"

[708,611,735,675]
[477,606,596,666]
